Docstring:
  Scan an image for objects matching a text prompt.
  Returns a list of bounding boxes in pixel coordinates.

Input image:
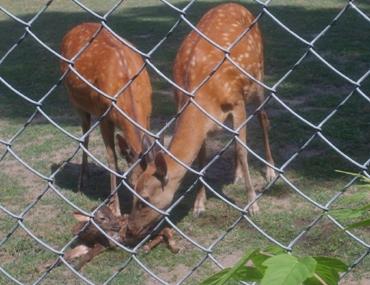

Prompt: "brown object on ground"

[39,206,128,272]
[143,227,180,254]
[38,213,179,272]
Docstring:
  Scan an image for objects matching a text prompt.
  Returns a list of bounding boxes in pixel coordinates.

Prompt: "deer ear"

[73,212,90,222]
[154,152,168,187]
[139,135,153,170]
[139,135,166,171]
[116,134,138,163]
[141,135,153,158]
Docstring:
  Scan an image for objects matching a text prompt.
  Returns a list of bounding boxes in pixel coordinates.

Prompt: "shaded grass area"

[0,0,369,284]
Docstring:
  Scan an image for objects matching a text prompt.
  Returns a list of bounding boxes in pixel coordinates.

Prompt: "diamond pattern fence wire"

[0,0,369,284]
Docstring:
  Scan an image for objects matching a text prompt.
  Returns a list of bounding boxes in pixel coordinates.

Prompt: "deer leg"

[234,142,244,184]
[77,109,91,191]
[193,143,207,217]
[233,103,259,215]
[143,235,164,253]
[100,119,121,217]
[258,110,276,182]
[37,244,90,272]
[74,244,106,271]
[64,244,90,261]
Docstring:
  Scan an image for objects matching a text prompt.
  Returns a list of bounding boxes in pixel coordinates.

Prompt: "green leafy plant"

[200,247,347,285]
[331,171,370,230]
[201,171,370,285]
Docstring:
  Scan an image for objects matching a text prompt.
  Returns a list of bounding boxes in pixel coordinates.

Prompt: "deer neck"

[165,104,215,190]
[114,103,144,156]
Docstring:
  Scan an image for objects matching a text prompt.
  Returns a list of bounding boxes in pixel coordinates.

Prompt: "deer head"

[73,205,122,246]
[125,152,174,244]
[116,133,163,187]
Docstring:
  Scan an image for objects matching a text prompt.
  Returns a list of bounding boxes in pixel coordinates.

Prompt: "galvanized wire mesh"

[0,0,369,284]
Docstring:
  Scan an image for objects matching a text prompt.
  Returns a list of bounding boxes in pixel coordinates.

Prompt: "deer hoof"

[193,205,205,218]
[265,167,277,182]
[248,203,260,216]
[233,175,243,184]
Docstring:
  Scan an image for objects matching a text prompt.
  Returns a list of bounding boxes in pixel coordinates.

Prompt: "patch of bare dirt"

[219,250,244,268]
[341,276,370,285]
[144,264,189,285]
[1,159,46,196]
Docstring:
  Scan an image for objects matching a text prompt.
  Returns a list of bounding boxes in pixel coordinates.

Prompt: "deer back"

[173,3,264,108]
[60,22,152,155]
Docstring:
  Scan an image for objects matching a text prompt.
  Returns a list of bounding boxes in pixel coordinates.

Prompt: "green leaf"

[346,218,370,230]
[250,246,286,273]
[233,266,263,282]
[261,254,317,285]
[200,268,232,285]
[304,257,347,285]
[299,256,318,279]
[304,268,339,285]
[250,252,269,272]
[263,245,286,255]
[335,170,370,184]
[200,249,257,285]
[313,257,347,272]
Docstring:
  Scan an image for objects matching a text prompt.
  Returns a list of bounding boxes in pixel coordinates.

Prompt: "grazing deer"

[124,3,276,243]
[60,23,153,216]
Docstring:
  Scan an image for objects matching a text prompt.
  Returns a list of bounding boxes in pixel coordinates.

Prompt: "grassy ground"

[0,0,369,284]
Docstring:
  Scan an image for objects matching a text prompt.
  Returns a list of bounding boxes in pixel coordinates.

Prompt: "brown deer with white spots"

[124,3,276,244]
[60,23,153,216]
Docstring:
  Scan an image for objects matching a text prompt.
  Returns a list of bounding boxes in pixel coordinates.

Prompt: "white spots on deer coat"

[236,53,246,63]
[190,73,195,83]
[242,85,251,95]
[190,57,196,68]
[230,10,238,18]
[256,41,261,51]
[175,2,264,113]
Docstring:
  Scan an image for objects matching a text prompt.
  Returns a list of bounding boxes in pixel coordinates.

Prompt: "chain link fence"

[0,0,369,284]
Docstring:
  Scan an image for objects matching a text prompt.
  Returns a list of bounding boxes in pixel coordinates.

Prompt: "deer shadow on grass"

[51,162,133,213]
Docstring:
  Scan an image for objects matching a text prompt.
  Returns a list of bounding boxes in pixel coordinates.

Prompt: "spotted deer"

[60,23,153,216]
[125,3,276,243]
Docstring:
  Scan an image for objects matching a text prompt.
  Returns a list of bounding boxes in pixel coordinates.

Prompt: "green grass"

[0,0,369,284]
